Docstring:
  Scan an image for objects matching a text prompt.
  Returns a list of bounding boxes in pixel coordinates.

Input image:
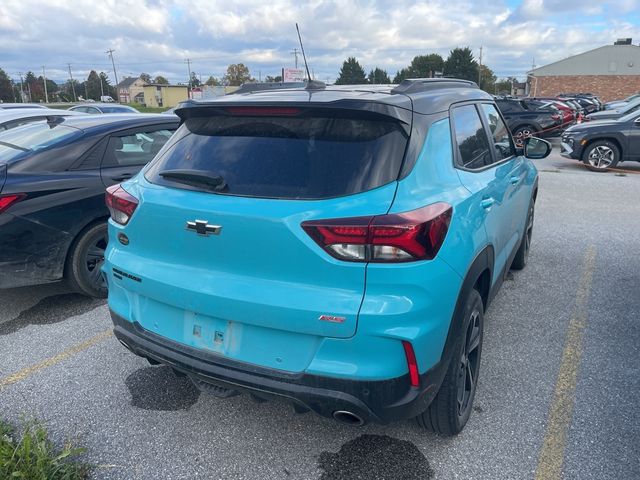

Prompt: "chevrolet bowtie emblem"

[186,220,222,236]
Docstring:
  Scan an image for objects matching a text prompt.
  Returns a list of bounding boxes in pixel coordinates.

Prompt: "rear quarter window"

[145,113,409,199]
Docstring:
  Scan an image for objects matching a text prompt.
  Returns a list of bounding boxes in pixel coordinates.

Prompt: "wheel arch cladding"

[440,246,493,370]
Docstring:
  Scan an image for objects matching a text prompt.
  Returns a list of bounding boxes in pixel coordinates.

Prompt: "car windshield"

[146,113,409,199]
[0,122,80,163]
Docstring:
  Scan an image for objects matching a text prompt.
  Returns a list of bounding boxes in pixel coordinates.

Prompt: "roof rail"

[391,78,478,95]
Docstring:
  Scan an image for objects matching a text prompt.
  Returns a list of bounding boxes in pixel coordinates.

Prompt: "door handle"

[481,197,495,209]
[510,175,521,185]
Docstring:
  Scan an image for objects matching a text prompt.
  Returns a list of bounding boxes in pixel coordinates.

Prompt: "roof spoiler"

[391,78,478,95]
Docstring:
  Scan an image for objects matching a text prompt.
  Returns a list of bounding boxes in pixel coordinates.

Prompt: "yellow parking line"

[534,246,596,480]
[0,330,113,389]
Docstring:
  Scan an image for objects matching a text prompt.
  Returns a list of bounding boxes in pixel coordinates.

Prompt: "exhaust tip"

[333,410,365,426]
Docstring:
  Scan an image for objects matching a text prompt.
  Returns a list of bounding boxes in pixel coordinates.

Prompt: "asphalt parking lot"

[1,148,639,480]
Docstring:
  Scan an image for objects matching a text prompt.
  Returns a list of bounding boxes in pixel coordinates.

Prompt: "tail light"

[402,340,420,387]
[302,203,452,263]
[106,184,138,225]
[0,193,26,214]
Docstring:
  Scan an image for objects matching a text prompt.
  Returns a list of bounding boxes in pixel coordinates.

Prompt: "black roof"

[176,79,492,118]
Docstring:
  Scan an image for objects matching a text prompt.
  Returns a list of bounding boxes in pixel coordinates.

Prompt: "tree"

[335,57,366,85]
[24,71,44,102]
[367,67,390,84]
[478,65,496,93]
[407,54,445,78]
[140,73,152,83]
[99,72,116,98]
[223,64,254,86]
[495,77,518,96]
[85,70,102,100]
[189,72,201,87]
[0,68,14,102]
[205,76,221,86]
[443,47,479,83]
[393,68,411,84]
[154,75,169,85]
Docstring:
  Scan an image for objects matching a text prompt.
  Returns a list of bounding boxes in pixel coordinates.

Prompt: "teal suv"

[104,79,550,434]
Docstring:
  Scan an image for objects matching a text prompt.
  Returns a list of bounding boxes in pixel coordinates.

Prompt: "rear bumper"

[111,309,447,424]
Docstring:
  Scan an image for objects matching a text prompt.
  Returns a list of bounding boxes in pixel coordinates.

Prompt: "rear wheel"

[65,222,108,298]
[582,140,620,172]
[511,199,534,270]
[416,289,484,435]
[513,125,536,148]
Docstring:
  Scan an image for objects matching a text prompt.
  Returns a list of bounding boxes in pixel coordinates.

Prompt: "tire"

[582,140,620,172]
[65,222,108,298]
[513,125,537,148]
[511,199,534,270]
[416,289,484,435]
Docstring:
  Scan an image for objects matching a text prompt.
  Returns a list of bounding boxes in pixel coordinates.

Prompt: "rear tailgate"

[106,106,410,370]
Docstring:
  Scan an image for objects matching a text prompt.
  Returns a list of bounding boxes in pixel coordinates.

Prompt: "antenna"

[295,23,312,82]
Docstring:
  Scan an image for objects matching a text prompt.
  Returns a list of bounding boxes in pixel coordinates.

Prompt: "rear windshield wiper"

[159,169,227,192]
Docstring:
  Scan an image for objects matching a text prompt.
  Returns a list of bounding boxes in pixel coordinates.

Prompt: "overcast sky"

[1,0,639,86]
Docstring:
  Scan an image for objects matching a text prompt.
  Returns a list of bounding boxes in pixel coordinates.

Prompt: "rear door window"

[451,105,492,170]
[145,113,409,199]
[103,129,175,167]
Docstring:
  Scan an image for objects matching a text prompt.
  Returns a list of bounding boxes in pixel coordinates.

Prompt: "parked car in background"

[105,79,550,435]
[560,110,640,171]
[0,108,85,131]
[0,114,179,296]
[604,92,640,110]
[530,98,576,128]
[585,97,640,122]
[68,103,139,114]
[559,96,599,114]
[100,96,116,103]
[0,103,48,110]
[495,98,563,146]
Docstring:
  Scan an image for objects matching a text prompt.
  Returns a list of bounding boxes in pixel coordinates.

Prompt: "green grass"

[0,418,89,480]
[123,103,168,113]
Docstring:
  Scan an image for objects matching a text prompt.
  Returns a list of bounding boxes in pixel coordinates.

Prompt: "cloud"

[0,0,639,84]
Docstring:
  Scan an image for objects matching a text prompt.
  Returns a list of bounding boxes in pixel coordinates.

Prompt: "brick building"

[528,41,640,102]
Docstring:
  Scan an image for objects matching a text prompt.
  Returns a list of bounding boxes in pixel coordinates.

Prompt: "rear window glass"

[145,114,409,199]
[0,122,80,163]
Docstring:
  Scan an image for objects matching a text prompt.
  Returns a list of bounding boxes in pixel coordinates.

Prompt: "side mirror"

[524,136,552,159]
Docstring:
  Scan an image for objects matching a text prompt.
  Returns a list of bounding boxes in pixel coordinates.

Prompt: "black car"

[560,110,640,171]
[559,96,599,114]
[495,98,563,146]
[0,114,179,296]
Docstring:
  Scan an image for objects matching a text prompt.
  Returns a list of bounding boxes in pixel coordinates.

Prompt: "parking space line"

[0,329,113,389]
[534,246,596,480]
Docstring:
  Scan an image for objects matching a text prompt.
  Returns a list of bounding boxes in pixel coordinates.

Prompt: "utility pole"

[186,58,192,99]
[18,72,24,102]
[291,48,299,69]
[478,46,483,88]
[106,49,119,101]
[67,64,77,102]
[100,75,104,97]
[42,66,49,103]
